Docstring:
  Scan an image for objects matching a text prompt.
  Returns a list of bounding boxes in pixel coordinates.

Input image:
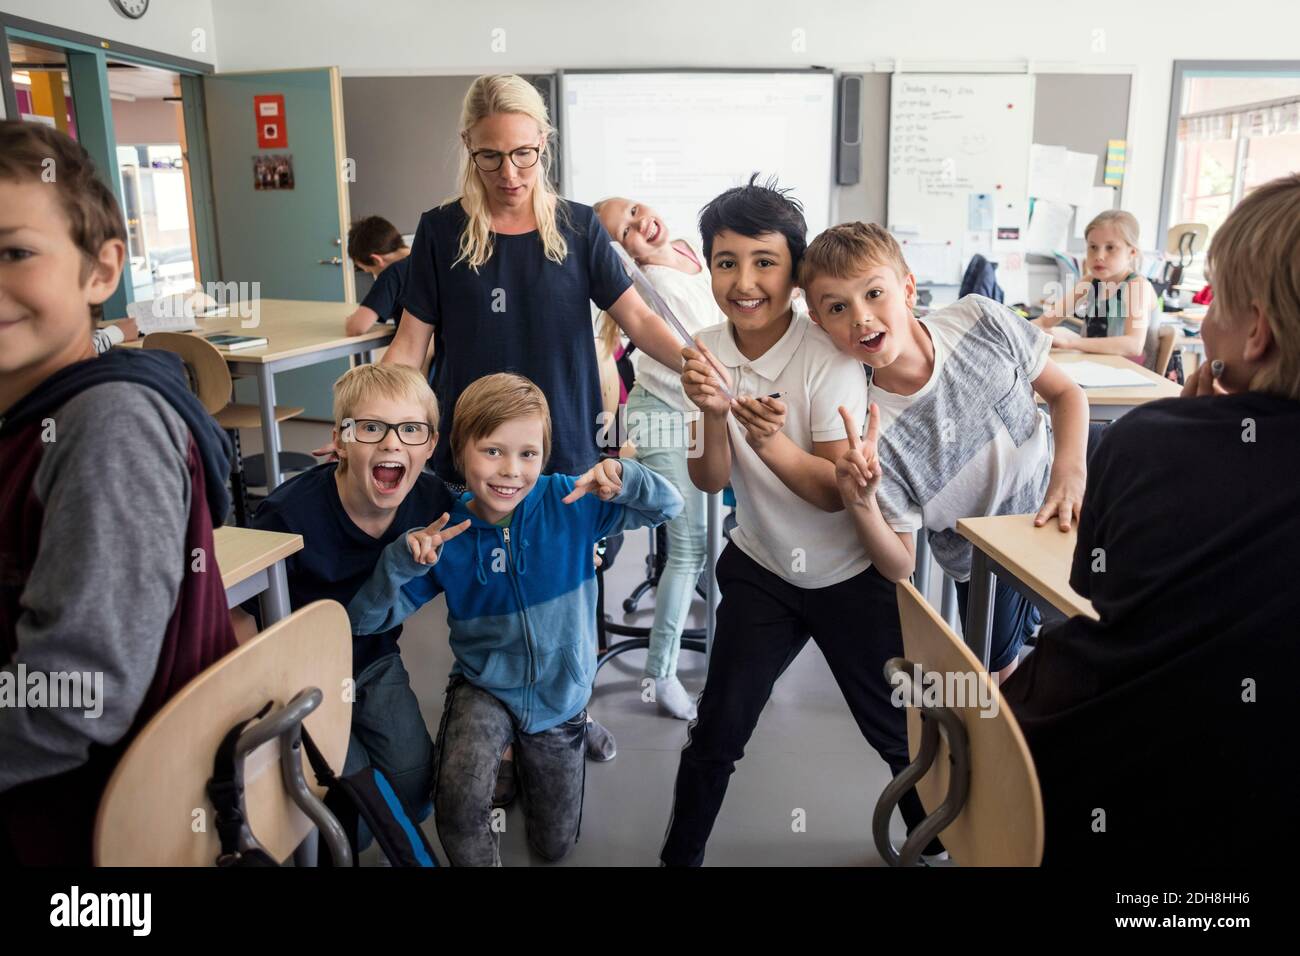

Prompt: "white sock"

[654,676,697,720]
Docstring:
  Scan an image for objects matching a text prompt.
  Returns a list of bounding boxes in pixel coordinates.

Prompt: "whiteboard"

[888,74,1034,283]
[560,72,836,249]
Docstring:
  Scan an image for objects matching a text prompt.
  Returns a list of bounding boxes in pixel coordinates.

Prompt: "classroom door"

[203,67,354,418]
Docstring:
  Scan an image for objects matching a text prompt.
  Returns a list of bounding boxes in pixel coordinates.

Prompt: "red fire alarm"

[254,94,287,149]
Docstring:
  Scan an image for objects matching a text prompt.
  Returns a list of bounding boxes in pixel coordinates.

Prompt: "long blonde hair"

[454,74,568,271]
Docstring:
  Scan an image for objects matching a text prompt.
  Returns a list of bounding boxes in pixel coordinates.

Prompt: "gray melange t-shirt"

[873,295,1054,581]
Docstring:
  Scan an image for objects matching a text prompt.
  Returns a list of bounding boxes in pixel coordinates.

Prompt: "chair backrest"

[94,600,351,866]
[1165,222,1209,259]
[893,581,1044,866]
[142,331,232,414]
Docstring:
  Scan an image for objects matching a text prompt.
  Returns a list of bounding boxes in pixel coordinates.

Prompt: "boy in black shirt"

[345,215,412,337]
[236,363,455,827]
[1002,174,1300,865]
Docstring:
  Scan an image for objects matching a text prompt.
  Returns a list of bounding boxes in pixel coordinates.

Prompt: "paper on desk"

[1028,144,1068,203]
[1026,198,1073,253]
[128,293,199,332]
[1060,360,1158,388]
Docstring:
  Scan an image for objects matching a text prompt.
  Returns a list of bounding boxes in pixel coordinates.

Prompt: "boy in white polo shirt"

[659,177,931,867]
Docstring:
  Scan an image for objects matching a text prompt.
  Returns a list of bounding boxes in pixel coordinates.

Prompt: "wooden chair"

[95,600,352,866]
[872,581,1044,866]
[143,332,306,523]
[1154,323,1179,378]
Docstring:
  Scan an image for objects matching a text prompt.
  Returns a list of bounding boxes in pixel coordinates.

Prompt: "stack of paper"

[1060,360,1158,389]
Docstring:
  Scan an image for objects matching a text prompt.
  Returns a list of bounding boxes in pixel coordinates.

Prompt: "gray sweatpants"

[432,677,586,866]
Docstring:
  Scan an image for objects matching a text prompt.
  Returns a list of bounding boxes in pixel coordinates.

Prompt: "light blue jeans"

[625,384,707,680]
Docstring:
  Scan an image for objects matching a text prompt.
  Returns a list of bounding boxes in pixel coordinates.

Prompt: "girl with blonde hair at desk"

[1033,209,1164,369]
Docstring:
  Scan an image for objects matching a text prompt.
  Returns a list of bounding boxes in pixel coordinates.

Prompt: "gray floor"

[250,420,910,867]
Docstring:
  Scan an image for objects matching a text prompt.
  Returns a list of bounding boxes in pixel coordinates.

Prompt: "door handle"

[318,257,343,266]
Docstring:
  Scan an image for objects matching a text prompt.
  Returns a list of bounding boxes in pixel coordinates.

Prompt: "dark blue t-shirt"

[359,255,410,323]
[250,462,456,674]
[402,200,632,481]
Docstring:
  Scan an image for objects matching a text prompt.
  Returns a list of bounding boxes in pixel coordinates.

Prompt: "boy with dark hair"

[0,120,236,865]
[345,215,414,338]
[660,177,932,866]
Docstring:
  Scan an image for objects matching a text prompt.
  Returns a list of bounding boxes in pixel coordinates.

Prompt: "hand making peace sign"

[408,512,473,565]
[834,403,883,508]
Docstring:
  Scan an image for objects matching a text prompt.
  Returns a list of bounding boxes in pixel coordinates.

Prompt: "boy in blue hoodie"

[0,121,236,864]
[348,372,682,865]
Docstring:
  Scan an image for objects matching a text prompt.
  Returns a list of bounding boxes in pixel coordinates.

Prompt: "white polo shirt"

[697,310,871,588]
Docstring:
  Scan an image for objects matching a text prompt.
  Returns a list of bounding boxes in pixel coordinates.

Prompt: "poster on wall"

[253,154,295,190]
[254,93,288,149]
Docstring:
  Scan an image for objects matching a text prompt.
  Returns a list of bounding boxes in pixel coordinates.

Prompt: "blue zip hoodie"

[347,459,682,733]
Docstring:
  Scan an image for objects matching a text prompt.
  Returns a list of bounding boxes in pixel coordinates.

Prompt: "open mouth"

[487,482,522,500]
[730,297,768,314]
[858,330,886,353]
[371,460,407,494]
[644,220,660,243]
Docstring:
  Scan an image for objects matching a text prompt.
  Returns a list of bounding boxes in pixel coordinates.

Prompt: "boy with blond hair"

[1002,174,1300,864]
[348,372,681,865]
[240,361,456,827]
[0,121,236,864]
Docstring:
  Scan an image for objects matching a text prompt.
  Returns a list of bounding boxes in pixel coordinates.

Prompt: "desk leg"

[255,364,283,491]
[262,559,291,626]
[965,549,996,671]
[940,575,959,632]
[705,491,722,662]
[357,349,374,365]
[913,531,931,601]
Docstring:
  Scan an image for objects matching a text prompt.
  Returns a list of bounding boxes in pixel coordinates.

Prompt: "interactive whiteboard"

[561,71,836,249]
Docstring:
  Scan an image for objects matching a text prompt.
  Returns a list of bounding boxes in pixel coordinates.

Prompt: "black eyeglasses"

[469,144,542,172]
[344,419,432,445]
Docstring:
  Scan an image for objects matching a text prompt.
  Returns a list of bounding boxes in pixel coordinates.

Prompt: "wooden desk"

[1046,351,1182,420]
[956,515,1097,669]
[128,300,394,490]
[214,525,303,626]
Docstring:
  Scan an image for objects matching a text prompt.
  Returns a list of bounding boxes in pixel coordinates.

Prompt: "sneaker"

[492,757,517,809]
[585,716,617,762]
[653,676,697,721]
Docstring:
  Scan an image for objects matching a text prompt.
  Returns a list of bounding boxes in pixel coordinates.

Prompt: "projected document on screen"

[561,72,835,249]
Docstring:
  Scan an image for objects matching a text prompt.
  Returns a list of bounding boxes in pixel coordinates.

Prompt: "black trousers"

[661,543,929,866]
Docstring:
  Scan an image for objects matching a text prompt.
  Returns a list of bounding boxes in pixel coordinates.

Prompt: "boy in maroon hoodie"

[0,121,237,865]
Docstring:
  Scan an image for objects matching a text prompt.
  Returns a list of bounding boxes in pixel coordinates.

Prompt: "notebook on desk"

[1060,360,1157,389]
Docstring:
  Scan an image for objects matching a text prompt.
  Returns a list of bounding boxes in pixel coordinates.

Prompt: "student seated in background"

[661,178,936,867]
[772,223,1089,684]
[1001,174,1300,866]
[233,363,456,833]
[348,373,681,865]
[0,121,236,865]
[344,215,413,338]
[1032,209,1163,368]
[92,316,139,353]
